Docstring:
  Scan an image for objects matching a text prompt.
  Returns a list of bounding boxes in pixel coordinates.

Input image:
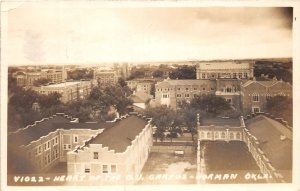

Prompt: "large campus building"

[197,114,292,183]
[14,68,67,87]
[155,61,292,115]
[196,61,254,80]
[8,113,152,184]
[32,80,94,103]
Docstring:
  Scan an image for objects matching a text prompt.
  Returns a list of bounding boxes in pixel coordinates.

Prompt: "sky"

[3,3,293,65]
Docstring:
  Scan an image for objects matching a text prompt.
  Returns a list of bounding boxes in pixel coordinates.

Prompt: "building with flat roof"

[7,113,112,174]
[155,78,216,109]
[126,79,155,95]
[32,80,93,103]
[94,69,118,86]
[197,114,292,183]
[14,68,66,87]
[8,113,153,185]
[67,115,153,184]
[244,115,292,182]
[196,61,254,80]
[155,77,292,115]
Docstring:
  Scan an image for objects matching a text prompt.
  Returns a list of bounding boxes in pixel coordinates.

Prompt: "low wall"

[150,145,196,154]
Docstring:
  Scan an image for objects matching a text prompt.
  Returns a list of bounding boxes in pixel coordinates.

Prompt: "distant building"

[32,81,93,103]
[67,115,153,184]
[126,79,155,95]
[13,68,66,87]
[197,114,292,183]
[8,113,152,182]
[94,69,118,86]
[128,91,153,111]
[155,78,216,109]
[196,61,254,80]
[241,79,292,114]
[8,113,106,173]
[155,77,292,115]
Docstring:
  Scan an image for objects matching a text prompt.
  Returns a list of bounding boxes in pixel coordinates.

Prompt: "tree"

[178,101,198,141]
[152,70,164,78]
[190,94,231,116]
[33,77,51,86]
[144,106,176,142]
[266,95,292,124]
[169,65,196,79]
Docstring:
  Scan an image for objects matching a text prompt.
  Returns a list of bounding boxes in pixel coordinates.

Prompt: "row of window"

[201,72,248,79]
[32,136,58,157]
[200,131,241,140]
[157,87,214,92]
[84,164,117,174]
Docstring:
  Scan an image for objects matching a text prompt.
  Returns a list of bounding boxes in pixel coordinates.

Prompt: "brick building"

[32,80,94,103]
[67,115,153,184]
[155,79,216,109]
[196,61,254,80]
[94,69,118,86]
[14,69,66,87]
[240,79,292,113]
[8,113,152,184]
[126,79,155,95]
[7,114,109,173]
[155,78,292,115]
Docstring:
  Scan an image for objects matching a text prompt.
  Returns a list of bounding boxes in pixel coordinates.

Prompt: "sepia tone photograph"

[1,1,299,191]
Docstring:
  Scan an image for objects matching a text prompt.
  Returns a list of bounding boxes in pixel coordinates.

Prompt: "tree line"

[8,77,133,132]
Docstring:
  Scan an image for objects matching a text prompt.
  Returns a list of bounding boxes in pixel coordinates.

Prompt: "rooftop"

[41,81,82,88]
[156,79,216,87]
[86,115,148,153]
[198,62,251,70]
[245,115,292,171]
[241,79,290,87]
[200,117,241,127]
[8,114,113,147]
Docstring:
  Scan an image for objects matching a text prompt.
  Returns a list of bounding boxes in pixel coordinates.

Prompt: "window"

[226,98,232,103]
[85,168,90,173]
[102,165,108,173]
[202,87,206,91]
[207,132,211,138]
[39,146,42,153]
[200,132,204,138]
[74,135,78,143]
[252,94,259,102]
[63,144,71,150]
[266,94,272,100]
[186,88,189,91]
[229,133,234,139]
[244,73,248,78]
[54,137,58,145]
[221,132,226,139]
[185,94,190,98]
[93,152,99,159]
[194,88,197,91]
[162,94,169,98]
[238,73,242,78]
[47,141,50,149]
[111,165,117,173]
[47,154,51,163]
[43,144,47,150]
[176,94,181,98]
[177,88,181,91]
[233,73,237,78]
[253,107,260,113]
[35,148,38,156]
[236,133,241,140]
[215,132,219,139]
[202,74,206,79]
